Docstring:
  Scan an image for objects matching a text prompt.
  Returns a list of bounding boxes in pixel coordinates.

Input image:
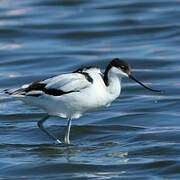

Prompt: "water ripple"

[0,0,180,179]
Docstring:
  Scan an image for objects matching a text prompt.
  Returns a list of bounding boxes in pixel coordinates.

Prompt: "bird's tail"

[4,88,26,97]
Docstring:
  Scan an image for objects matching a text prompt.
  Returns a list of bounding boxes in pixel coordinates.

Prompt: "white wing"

[42,73,91,92]
[6,66,100,97]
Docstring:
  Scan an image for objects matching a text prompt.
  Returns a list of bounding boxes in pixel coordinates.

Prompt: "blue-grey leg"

[64,119,72,144]
[37,115,62,144]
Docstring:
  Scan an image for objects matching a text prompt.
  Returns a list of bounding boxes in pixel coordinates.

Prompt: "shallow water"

[0,0,180,179]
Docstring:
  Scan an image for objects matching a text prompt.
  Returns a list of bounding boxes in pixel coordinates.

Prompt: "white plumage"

[5,58,161,144]
[13,70,109,118]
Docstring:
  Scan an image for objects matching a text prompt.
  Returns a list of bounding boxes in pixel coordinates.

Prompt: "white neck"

[106,68,121,100]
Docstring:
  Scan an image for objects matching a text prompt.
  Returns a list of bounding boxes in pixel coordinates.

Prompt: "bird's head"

[105,58,162,93]
[109,58,131,78]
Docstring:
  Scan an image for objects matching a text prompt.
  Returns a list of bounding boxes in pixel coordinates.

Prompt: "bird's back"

[5,66,114,119]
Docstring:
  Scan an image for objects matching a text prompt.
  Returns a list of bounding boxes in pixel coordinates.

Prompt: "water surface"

[0,0,180,179]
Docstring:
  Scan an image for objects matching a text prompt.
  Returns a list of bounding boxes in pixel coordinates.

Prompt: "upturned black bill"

[129,74,162,93]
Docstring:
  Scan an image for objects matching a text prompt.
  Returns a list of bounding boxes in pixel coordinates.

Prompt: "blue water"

[0,0,180,179]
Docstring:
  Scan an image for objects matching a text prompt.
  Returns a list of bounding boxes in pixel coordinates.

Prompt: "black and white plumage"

[5,58,161,144]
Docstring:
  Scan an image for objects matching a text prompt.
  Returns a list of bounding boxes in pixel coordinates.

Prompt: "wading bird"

[5,58,161,144]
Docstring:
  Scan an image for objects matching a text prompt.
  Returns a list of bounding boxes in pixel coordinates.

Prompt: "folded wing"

[5,65,102,97]
[6,72,92,97]
[42,73,91,92]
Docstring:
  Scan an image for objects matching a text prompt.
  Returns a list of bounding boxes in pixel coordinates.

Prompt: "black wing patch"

[73,66,95,83]
[73,65,98,73]
[25,81,46,92]
[24,81,75,97]
[80,72,93,83]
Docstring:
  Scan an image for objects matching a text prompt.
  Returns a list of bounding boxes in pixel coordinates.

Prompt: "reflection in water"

[0,43,22,50]
[6,9,27,16]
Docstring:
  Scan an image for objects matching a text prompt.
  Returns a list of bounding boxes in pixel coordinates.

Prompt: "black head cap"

[109,58,131,75]
[104,58,131,86]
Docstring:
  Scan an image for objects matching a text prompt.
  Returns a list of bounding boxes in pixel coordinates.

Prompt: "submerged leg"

[37,115,62,144]
[64,119,72,145]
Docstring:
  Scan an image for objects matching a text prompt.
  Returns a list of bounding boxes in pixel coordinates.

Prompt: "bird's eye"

[121,66,125,70]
